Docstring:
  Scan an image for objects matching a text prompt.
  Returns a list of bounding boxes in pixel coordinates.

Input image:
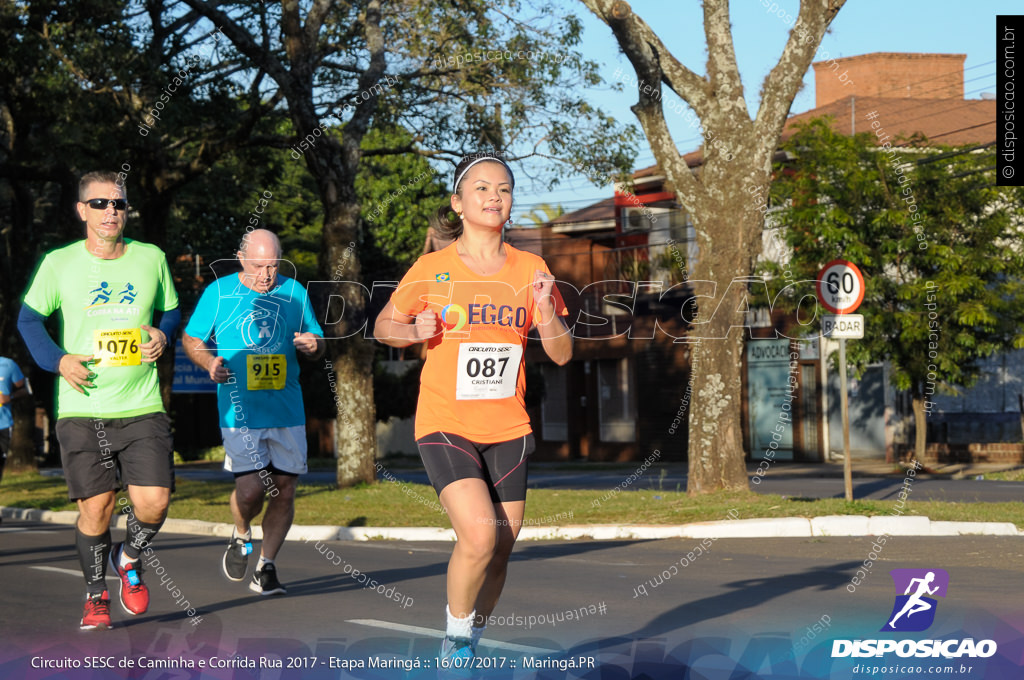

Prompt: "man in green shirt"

[18,171,181,630]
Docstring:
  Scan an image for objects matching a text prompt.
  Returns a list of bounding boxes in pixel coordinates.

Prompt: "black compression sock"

[124,515,164,561]
[76,527,111,595]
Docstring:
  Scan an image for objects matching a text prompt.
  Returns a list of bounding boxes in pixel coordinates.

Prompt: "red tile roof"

[630,95,994,179]
[784,96,996,146]
[549,196,618,225]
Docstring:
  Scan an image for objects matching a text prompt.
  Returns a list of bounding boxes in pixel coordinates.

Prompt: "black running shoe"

[222,534,253,582]
[249,563,286,596]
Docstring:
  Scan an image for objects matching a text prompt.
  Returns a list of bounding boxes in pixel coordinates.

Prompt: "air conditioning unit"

[622,206,653,231]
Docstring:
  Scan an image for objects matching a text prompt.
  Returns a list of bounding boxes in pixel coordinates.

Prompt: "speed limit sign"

[816,260,865,314]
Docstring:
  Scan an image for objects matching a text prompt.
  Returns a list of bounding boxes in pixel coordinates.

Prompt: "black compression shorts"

[417,431,535,503]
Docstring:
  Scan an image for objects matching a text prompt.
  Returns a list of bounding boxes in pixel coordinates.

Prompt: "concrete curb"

[2,506,1019,540]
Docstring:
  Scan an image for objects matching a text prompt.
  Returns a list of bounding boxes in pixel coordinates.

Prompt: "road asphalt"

[2,459,1022,679]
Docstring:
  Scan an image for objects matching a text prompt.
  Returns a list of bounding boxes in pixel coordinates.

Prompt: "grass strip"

[2,470,1022,530]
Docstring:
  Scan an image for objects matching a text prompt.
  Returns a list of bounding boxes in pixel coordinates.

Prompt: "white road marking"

[345,618,556,655]
[30,566,116,580]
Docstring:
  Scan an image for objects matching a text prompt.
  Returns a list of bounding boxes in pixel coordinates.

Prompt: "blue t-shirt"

[0,357,25,429]
[184,274,323,429]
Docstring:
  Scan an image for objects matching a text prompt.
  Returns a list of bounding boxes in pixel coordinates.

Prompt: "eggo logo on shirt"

[440,303,528,332]
[464,303,528,330]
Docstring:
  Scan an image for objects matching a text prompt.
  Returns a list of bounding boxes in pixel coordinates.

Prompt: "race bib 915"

[247,354,286,390]
[455,343,523,400]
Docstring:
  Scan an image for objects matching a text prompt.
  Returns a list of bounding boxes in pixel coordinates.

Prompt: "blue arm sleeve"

[154,307,181,341]
[17,305,65,374]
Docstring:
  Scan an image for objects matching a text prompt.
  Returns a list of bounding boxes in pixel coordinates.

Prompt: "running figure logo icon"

[90,282,112,305]
[881,568,949,632]
[118,282,137,304]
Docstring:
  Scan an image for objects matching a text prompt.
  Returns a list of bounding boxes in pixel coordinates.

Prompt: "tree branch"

[304,0,332,50]
[179,0,294,91]
[579,0,708,213]
[703,0,747,120]
[579,0,711,117]
[340,0,386,163]
[754,0,847,143]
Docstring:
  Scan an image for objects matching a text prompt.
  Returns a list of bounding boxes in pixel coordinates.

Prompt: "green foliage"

[521,203,566,225]
[765,118,1024,398]
[356,127,450,282]
[365,0,639,183]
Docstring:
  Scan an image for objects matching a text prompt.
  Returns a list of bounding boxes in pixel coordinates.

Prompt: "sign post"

[817,260,865,502]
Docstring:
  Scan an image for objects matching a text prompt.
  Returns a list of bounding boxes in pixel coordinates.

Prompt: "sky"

[511,0,1014,222]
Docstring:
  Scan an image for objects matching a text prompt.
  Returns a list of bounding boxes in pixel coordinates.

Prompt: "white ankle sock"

[234,528,251,542]
[446,605,475,640]
[257,556,273,570]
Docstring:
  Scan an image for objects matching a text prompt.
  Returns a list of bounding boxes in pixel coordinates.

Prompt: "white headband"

[453,157,515,194]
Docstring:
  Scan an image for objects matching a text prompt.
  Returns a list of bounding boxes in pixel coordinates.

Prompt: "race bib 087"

[455,343,523,400]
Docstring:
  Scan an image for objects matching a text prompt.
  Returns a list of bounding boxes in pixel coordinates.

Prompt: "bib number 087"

[465,356,509,378]
[455,343,522,400]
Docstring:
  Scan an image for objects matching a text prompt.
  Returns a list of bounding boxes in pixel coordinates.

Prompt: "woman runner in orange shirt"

[374,153,572,667]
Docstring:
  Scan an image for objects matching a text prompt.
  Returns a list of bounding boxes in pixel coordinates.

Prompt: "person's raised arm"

[182,332,231,383]
[374,301,440,348]
[293,332,325,360]
[531,271,572,366]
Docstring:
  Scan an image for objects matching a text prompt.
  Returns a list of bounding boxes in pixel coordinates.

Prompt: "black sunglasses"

[83,198,128,211]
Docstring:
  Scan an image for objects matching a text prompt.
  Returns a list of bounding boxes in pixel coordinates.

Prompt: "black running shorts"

[417,431,535,503]
[56,413,174,500]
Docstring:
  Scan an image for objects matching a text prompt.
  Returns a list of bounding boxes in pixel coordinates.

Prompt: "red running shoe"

[109,542,149,615]
[80,591,112,630]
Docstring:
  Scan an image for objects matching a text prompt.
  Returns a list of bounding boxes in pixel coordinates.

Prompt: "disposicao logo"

[831,567,997,659]
[882,568,948,632]
[440,304,467,331]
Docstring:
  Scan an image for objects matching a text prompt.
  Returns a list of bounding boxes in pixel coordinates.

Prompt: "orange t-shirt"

[389,243,567,443]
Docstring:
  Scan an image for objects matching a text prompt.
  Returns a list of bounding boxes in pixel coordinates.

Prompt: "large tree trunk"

[912,395,927,462]
[685,174,764,493]
[323,207,378,487]
[331,340,377,487]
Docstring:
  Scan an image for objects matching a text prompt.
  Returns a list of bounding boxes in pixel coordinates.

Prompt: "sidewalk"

[743,459,1020,479]
[2,504,1018,541]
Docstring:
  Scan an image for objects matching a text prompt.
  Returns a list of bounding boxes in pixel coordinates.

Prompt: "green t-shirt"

[22,239,179,419]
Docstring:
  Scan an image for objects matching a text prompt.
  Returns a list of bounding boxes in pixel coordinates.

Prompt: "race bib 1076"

[93,328,142,367]
[455,343,523,400]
